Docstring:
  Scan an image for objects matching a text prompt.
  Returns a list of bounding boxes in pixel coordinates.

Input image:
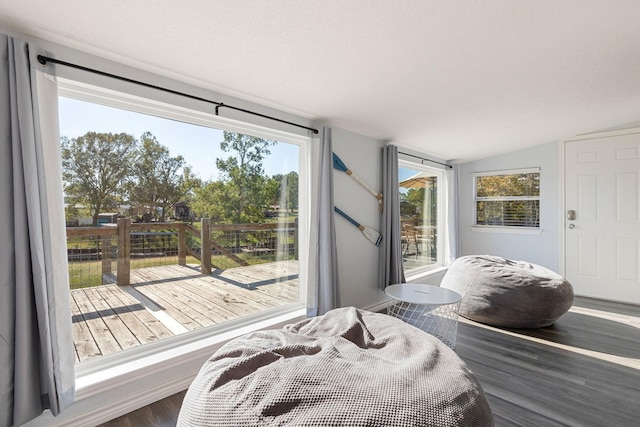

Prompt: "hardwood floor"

[97,391,187,427]
[98,296,639,427]
[455,296,640,427]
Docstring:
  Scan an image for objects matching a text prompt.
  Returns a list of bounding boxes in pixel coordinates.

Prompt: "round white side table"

[385,284,462,349]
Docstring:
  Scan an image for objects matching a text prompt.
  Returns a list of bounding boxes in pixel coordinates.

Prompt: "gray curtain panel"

[379,145,405,289]
[0,34,75,427]
[446,166,460,263]
[309,126,339,316]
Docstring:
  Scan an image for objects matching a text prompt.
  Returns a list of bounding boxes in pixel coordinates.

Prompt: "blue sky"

[58,97,299,181]
[58,96,422,190]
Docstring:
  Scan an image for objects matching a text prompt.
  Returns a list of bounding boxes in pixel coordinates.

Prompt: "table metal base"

[387,300,461,348]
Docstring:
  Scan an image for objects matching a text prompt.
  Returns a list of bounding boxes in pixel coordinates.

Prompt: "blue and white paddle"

[334,206,382,247]
[333,152,383,210]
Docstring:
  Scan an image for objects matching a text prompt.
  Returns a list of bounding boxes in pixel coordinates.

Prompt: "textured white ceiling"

[2,0,640,162]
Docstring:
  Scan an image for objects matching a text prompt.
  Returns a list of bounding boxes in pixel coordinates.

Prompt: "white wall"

[457,141,561,271]
[330,128,387,308]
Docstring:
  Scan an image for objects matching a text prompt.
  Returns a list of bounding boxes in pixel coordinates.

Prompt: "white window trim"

[57,78,311,388]
[471,167,540,177]
[57,77,310,147]
[470,225,543,235]
[472,167,541,231]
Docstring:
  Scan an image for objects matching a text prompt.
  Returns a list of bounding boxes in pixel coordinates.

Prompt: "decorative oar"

[333,152,383,211]
[334,206,383,247]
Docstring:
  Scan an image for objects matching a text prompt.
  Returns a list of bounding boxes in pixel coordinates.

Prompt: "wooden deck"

[70,260,299,363]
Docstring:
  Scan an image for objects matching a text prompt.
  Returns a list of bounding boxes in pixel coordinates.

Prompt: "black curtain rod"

[36,55,319,135]
[398,151,453,169]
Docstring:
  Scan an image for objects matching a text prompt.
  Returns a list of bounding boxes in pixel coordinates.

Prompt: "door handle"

[567,210,576,221]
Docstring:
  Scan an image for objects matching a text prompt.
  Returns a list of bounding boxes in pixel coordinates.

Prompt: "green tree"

[404,188,425,217]
[475,173,540,226]
[129,132,189,221]
[212,131,277,223]
[179,165,203,212]
[61,132,137,225]
[271,171,299,213]
[475,173,539,198]
[191,180,227,222]
[283,171,299,213]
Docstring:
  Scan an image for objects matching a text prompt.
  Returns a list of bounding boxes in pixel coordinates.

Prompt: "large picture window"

[58,79,308,365]
[473,168,540,228]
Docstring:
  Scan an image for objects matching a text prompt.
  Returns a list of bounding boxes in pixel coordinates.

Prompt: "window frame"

[398,159,447,277]
[472,167,541,232]
[57,77,311,383]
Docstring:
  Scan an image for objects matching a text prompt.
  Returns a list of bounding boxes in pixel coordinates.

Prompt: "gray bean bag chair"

[440,255,574,328]
[178,307,494,426]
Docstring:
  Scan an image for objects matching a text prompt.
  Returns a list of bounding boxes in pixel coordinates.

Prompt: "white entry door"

[565,130,640,304]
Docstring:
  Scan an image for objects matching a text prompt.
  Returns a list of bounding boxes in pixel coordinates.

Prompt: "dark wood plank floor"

[98,296,640,427]
[455,296,640,427]
[97,390,187,427]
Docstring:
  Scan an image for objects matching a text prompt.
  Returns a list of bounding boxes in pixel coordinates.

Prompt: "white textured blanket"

[178,307,493,426]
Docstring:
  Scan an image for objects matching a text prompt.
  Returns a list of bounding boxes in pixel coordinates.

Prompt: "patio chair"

[401,223,420,256]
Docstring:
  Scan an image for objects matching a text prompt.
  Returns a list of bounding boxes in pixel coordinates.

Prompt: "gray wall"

[331,128,387,308]
[457,141,561,271]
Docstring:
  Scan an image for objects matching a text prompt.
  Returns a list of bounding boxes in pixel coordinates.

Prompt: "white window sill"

[405,265,448,284]
[471,225,542,235]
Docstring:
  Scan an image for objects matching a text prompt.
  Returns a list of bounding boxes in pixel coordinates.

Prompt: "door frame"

[560,126,640,288]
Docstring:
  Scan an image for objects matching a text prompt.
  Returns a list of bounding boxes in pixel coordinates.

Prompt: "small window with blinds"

[473,168,540,228]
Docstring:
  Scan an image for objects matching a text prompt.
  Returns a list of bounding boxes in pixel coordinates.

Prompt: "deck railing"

[66,218,297,289]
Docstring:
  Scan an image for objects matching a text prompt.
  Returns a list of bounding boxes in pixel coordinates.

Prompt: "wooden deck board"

[73,289,122,358]
[103,284,174,340]
[173,263,297,309]
[202,272,293,309]
[70,292,101,362]
[214,262,299,302]
[131,280,215,330]
[99,285,172,344]
[71,261,299,363]
[172,276,268,319]
[84,287,140,350]
[130,266,219,329]
[152,280,237,324]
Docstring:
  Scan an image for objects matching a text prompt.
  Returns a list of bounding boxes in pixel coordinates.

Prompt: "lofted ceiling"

[2,0,640,162]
